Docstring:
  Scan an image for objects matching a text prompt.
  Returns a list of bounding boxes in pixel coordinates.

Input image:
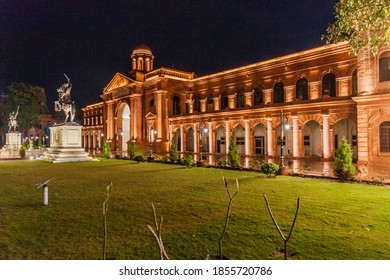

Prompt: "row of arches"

[171,118,358,160]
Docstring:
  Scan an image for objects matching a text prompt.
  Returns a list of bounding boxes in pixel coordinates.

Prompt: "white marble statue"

[8,105,19,132]
[55,74,76,123]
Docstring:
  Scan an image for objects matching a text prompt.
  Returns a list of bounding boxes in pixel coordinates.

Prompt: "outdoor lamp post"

[280,110,290,168]
[149,128,157,160]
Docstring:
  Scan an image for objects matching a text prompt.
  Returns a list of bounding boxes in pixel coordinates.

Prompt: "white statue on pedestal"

[55,74,76,123]
[8,105,19,132]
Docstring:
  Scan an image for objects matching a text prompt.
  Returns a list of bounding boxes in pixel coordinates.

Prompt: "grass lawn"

[0,159,389,260]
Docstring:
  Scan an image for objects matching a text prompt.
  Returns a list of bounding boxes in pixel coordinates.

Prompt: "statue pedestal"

[5,132,22,149]
[41,123,93,163]
[0,132,22,158]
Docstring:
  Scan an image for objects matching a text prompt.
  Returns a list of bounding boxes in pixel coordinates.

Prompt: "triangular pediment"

[104,73,135,93]
[145,112,156,119]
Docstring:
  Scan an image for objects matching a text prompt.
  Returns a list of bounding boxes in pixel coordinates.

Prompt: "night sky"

[0,0,337,112]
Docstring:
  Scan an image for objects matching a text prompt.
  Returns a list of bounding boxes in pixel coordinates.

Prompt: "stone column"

[193,122,198,161]
[180,124,184,154]
[132,94,143,141]
[266,118,273,157]
[92,132,96,149]
[244,119,250,156]
[208,122,214,165]
[83,134,88,149]
[225,120,230,153]
[292,116,299,158]
[322,114,330,160]
[356,106,369,163]
[168,123,172,142]
[106,102,115,141]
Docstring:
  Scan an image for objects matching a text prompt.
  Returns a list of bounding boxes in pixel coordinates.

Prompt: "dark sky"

[0,0,337,111]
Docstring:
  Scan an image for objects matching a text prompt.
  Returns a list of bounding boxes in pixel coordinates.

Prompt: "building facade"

[82,42,390,167]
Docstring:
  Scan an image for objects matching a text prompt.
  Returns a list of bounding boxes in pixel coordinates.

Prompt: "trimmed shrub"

[102,138,111,159]
[19,143,27,158]
[134,155,144,163]
[333,137,355,180]
[227,134,240,168]
[128,140,135,160]
[182,155,194,168]
[260,161,279,177]
[169,135,179,162]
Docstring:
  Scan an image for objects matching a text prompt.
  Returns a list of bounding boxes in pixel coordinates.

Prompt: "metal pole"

[280,110,285,167]
[199,118,202,163]
[36,178,54,206]
[43,185,48,206]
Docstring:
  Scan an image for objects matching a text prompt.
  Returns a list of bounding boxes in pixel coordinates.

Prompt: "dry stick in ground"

[218,176,239,260]
[102,182,113,260]
[263,194,300,260]
[147,203,170,260]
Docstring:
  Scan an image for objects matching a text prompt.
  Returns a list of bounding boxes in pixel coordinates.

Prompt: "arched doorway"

[174,129,181,152]
[254,123,267,156]
[302,120,321,157]
[216,126,226,154]
[186,128,194,152]
[234,125,245,154]
[122,104,130,152]
[334,119,357,160]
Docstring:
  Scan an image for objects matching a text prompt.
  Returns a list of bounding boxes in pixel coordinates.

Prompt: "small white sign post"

[36,178,54,206]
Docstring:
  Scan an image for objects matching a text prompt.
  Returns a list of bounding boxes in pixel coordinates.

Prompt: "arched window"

[172,95,180,115]
[253,87,263,106]
[193,95,200,113]
[322,73,336,97]
[221,92,228,110]
[274,82,284,103]
[379,52,390,82]
[207,94,214,112]
[236,90,245,108]
[380,121,390,153]
[352,70,358,96]
[296,78,308,100]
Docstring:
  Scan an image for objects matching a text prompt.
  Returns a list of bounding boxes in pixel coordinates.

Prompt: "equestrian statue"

[8,105,19,132]
[55,74,76,123]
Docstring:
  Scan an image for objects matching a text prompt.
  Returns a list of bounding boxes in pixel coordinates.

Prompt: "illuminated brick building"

[82,43,390,166]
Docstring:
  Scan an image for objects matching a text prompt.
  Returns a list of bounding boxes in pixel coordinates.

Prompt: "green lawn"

[0,159,389,260]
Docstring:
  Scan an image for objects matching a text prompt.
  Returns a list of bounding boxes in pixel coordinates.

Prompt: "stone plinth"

[41,123,93,163]
[5,132,22,149]
[0,132,22,159]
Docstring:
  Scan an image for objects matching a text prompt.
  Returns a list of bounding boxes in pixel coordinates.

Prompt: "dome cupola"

[131,44,154,72]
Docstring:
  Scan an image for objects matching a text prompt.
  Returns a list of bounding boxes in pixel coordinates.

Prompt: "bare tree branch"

[147,203,170,260]
[102,182,113,260]
[263,194,300,260]
[218,176,239,259]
